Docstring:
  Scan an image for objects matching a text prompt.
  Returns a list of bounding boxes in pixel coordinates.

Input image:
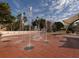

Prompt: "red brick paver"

[0,32,79,58]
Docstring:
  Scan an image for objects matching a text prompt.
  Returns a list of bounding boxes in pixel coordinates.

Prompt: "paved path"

[0,32,79,58]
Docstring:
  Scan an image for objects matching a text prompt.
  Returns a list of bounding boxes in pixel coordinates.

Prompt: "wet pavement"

[0,32,79,58]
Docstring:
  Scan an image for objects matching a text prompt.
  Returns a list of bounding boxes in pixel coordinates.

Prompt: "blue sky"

[0,0,79,22]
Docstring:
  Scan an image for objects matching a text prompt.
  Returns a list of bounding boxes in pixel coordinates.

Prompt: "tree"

[32,17,52,32]
[0,2,11,21]
[32,17,45,30]
[0,2,10,15]
[15,12,27,31]
[52,22,64,32]
[6,15,16,31]
[0,2,16,31]
[66,19,79,33]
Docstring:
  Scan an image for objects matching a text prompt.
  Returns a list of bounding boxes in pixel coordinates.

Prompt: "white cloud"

[55,0,66,9]
[49,0,66,13]
[12,0,79,22]
[48,0,79,21]
[33,9,41,13]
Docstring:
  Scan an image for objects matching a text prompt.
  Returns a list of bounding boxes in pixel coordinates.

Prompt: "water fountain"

[43,19,49,44]
[32,17,42,41]
[24,6,34,50]
[12,0,49,50]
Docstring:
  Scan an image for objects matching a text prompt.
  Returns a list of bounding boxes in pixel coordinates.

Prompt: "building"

[63,14,79,25]
[63,14,79,33]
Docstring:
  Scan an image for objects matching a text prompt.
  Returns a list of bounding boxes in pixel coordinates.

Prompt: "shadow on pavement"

[59,40,79,49]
